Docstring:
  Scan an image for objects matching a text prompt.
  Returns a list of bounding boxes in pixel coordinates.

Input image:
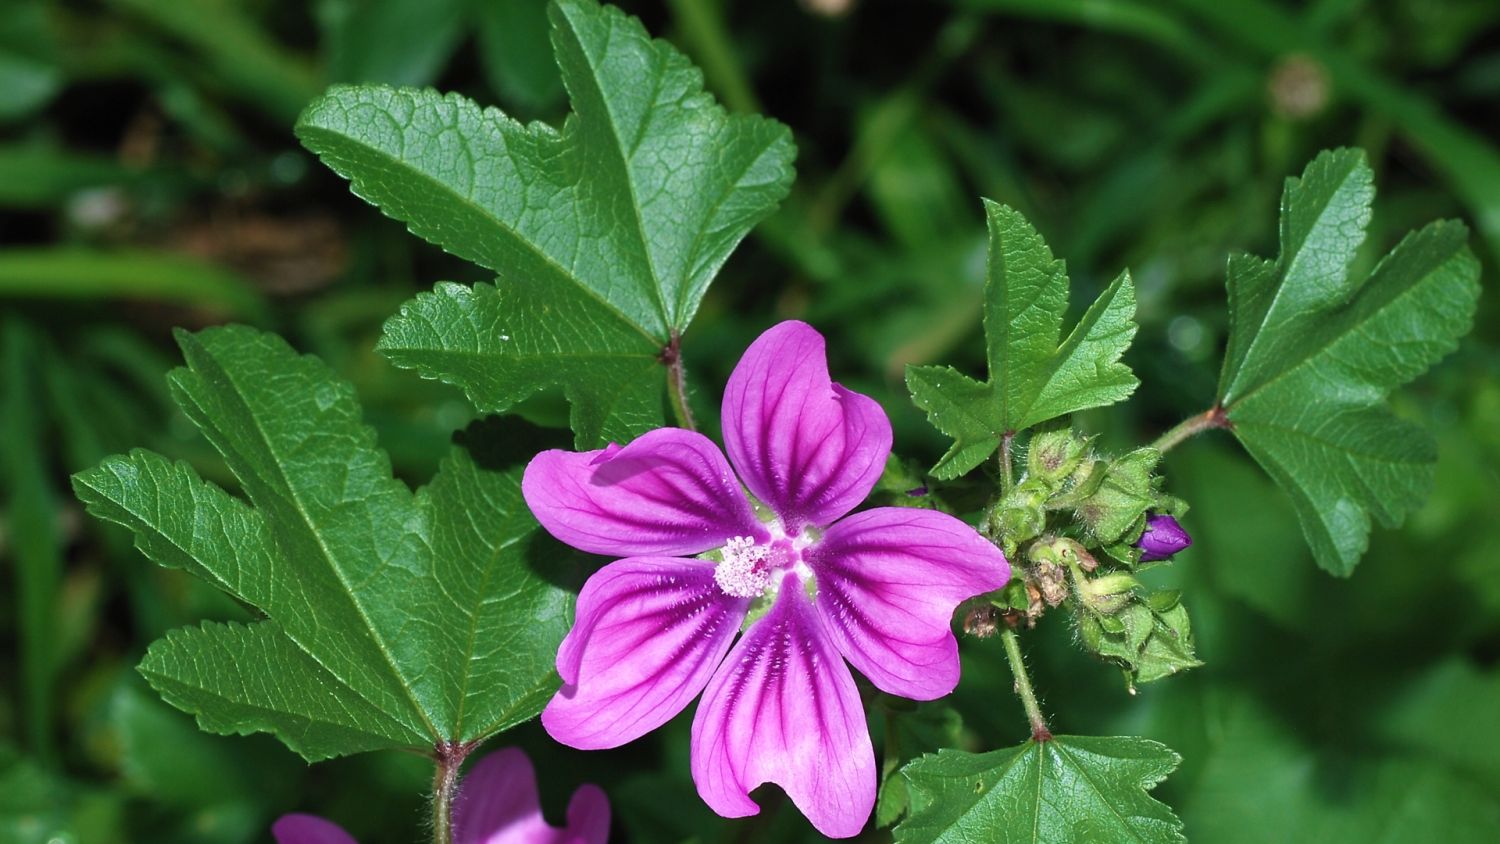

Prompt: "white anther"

[715,536,770,598]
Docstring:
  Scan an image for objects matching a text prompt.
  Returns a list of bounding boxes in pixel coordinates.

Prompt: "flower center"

[713,534,809,599]
[714,536,771,598]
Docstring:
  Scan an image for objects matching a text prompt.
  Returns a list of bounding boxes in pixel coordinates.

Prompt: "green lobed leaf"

[296,0,795,446]
[907,201,1138,479]
[71,326,575,761]
[1216,148,1481,575]
[896,736,1184,844]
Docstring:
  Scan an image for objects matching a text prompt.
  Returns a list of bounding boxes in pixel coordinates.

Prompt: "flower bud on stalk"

[1137,514,1191,561]
[1078,572,1140,615]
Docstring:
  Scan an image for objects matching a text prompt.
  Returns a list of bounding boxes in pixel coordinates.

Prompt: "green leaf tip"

[72,325,577,761]
[1217,147,1481,576]
[907,201,1139,479]
[295,0,796,447]
[895,736,1184,844]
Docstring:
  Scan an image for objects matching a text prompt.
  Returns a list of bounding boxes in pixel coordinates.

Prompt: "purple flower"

[271,748,609,844]
[523,321,1010,838]
[1137,514,1192,561]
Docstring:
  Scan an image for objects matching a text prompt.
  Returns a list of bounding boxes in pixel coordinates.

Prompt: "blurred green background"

[2,0,1497,841]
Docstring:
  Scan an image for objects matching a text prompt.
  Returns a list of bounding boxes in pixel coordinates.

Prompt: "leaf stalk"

[662,332,697,432]
[432,741,474,844]
[1150,405,1230,454]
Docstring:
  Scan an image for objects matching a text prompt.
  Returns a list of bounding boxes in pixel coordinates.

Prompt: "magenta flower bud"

[1137,514,1191,561]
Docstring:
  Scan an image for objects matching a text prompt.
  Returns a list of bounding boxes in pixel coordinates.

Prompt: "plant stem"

[431,742,470,844]
[1000,626,1051,742]
[1150,405,1231,454]
[661,332,697,432]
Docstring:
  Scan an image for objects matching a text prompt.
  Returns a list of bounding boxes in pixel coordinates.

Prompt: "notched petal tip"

[691,584,876,839]
[722,320,892,532]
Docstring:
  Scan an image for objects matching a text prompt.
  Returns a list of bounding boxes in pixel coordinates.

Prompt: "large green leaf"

[72,326,576,761]
[895,736,1184,843]
[1216,149,1481,575]
[296,0,795,446]
[906,200,1138,479]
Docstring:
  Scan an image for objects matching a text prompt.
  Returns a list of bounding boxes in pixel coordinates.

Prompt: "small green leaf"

[296,0,795,444]
[72,326,576,761]
[907,201,1138,479]
[1217,149,1481,575]
[896,736,1184,844]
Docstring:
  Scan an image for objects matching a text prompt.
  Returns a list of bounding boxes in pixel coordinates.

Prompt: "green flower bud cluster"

[978,428,1200,690]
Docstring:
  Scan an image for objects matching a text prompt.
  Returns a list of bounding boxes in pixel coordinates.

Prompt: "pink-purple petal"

[721,321,892,533]
[690,576,876,839]
[808,508,1011,701]
[452,748,610,844]
[272,814,359,844]
[544,557,749,750]
[563,784,611,844]
[523,428,765,557]
[452,748,546,844]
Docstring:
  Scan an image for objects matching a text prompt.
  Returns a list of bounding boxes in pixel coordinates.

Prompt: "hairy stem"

[661,333,697,432]
[432,742,472,844]
[1151,405,1231,454]
[1001,626,1051,742]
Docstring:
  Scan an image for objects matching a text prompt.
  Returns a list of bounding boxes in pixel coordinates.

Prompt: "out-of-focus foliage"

[2,0,1496,841]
